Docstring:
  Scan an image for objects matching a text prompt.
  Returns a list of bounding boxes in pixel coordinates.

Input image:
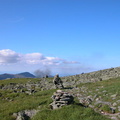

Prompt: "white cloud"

[22,53,45,64]
[0,49,20,64]
[0,49,79,66]
[0,49,96,75]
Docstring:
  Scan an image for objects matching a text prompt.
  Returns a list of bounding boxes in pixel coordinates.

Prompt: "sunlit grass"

[32,104,110,120]
[1,77,119,120]
[0,89,55,120]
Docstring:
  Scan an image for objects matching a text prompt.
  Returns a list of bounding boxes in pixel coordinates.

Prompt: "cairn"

[50,90,74,109]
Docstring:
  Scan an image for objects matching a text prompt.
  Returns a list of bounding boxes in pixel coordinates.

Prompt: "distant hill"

[0,72,35,80]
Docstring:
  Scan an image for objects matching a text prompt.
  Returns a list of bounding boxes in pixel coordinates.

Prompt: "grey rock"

[94,100,111,106]
[111,94,117,98]
[116,100,120,104]
[118,106,120,111]
[110,107,116,114]
[16,111,26,120]
[113,102,117,107]
[13,109,39,120]
[79,97,92,107]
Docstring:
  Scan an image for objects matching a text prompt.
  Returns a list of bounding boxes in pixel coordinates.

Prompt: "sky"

[0,0,120,76]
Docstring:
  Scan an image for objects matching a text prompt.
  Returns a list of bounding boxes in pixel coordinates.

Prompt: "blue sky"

[0,0,120,76]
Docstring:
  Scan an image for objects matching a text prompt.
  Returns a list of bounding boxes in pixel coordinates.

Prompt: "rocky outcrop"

[65,86,120,120]
[0,78,54,95]
[62,67,120,87]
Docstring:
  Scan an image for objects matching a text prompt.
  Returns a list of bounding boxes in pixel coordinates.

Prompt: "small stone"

[110,107,116,114]
[13,113,17,117]
[111,94,117,98]
[118,106,120,111]
[95,98,100,101]
[102,90,107,93]
[56,90,63,93]
[116,100,120,103]
[113,102,117,107]
[110,117,118,120]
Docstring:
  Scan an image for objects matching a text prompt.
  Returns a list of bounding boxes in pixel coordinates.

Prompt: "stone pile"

[50,90,74,109]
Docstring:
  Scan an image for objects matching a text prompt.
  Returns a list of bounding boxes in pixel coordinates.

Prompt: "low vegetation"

[0,88,55,120]
[32,104,110,120]
[1,76,120,120]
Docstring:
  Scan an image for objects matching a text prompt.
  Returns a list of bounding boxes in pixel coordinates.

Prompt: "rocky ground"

[64,87,120,120]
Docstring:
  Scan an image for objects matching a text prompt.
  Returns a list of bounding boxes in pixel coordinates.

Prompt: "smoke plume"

[34,68,51,78]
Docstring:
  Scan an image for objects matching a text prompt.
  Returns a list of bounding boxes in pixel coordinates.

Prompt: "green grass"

[1,77,119,120]
[77,77,120,96]
[76,77,120,113]
[0,77,53,85]
[32,104,110,120]
[0,88,56,120]
[0,78,37,85]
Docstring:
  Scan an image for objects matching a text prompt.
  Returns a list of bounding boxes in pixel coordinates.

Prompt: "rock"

[16,111,26,120]
[56,90,63,93]
[93,94,98,100]
[110,107,116,114]
[118,106,120,111]
[13,109,39,120]
[24,109,39,118]
[94,101,111,106]
[110,117,119,120]
[79,97,92,107]
[111,94,117,98]
[116,100,120,104]
[113,102,117,107]
[102,90,107,93]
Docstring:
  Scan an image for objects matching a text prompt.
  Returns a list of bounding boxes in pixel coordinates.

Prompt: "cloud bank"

[0,49,95,75]
[0,49,78,65]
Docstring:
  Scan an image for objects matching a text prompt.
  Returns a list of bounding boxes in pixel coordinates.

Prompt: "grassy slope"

[77,77,120,103]
[0,77,116,120]
[0,78,39,85]
[76,77,120,114]
[0,88,55,120]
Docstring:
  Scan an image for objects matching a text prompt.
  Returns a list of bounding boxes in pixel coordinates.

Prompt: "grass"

[0,77,53,86]
[0,78,37,85]
[76,77,120,113]
[1,77,119,120]
[32,104,110,120]
[0,88,56,120]
[77,77,120,96]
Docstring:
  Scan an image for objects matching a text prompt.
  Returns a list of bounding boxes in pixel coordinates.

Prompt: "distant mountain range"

[0,72,35,80]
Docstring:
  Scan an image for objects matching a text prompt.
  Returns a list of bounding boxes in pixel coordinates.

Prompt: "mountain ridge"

[0,72,35,80]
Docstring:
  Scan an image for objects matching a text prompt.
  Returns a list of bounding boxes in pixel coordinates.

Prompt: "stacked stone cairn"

[50,90,74,109]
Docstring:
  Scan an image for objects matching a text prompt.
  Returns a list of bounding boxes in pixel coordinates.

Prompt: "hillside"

[0,67,120,120]
[0,72,35,80]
